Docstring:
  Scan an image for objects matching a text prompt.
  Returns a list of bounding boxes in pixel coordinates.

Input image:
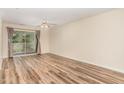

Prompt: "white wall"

[50,9,124,73]
[40,28,49,53]
[0,18,2,63]
[2,22,49,58]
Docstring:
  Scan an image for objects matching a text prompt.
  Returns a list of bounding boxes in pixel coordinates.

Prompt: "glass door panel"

[12,31,25,55]
[12,31,37,55]
[26,32,36,53]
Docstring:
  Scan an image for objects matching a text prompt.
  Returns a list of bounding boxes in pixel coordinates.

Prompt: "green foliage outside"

[12,31,36,54]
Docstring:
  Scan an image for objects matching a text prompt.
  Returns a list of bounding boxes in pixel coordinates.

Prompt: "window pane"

[12,31,37,55]
[13,43,25,54]
[12,31,25,55]
[26,32,36,53]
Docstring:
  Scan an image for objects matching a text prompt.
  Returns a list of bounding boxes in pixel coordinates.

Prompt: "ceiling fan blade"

[47,23,57,25]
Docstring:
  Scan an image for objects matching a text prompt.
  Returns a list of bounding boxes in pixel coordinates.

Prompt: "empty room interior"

[0,8,124,84]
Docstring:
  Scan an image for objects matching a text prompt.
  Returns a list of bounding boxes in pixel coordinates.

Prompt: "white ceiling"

[0,8,112,26]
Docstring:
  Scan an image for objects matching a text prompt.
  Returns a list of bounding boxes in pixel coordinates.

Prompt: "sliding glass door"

[12,31,37,55]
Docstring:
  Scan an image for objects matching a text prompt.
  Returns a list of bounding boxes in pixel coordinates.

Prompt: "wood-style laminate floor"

[0,53,124,84]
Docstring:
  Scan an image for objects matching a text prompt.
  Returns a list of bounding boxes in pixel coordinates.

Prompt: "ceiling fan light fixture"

[41,24,49,28]
[41,21,49,28]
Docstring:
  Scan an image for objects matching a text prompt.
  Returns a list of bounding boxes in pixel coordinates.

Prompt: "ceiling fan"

[40,20,57,29]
